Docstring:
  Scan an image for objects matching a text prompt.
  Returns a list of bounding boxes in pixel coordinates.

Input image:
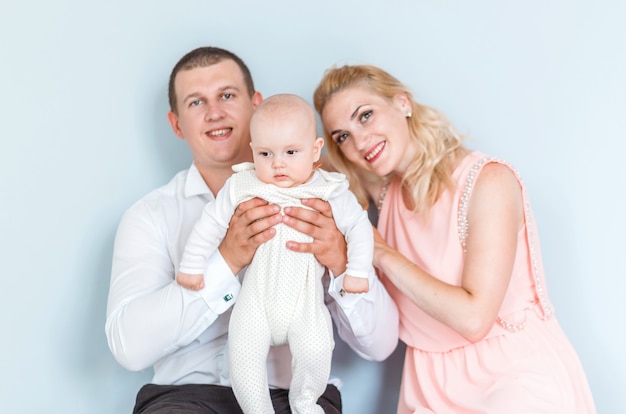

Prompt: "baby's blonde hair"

[251,93,316,140]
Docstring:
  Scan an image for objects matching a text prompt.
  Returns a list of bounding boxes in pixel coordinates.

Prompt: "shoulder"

[317,168,347,183]
[459,153,521,198]
[143,169,187,202]
[232,161,255,173]
[476,162,518,184]
[474,162,520,195]
[469,161,523,221]
[122,169,188,221]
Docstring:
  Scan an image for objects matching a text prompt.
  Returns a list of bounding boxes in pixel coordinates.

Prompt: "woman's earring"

[406,111,412,118]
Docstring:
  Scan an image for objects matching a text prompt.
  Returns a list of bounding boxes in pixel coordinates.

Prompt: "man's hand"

[283,198,347,276]
[219,197,282,275]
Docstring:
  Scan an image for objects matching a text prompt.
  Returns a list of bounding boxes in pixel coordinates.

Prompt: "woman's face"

[321,85,414,177]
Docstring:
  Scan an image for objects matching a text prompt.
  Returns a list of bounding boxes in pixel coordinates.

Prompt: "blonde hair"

[313,64,466,213]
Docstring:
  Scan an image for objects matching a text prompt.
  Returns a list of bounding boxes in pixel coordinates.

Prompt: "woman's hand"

[372,227,389,269]
[283,198,347,276]
[219,197,282,275]
[372,227,407,282]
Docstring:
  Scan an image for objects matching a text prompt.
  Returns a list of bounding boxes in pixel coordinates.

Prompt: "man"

[105,46,398,413]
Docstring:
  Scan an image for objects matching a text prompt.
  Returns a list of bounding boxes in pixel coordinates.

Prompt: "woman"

[313,64,595,413]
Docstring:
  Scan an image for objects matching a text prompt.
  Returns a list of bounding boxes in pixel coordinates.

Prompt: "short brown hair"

[168,47,255,113]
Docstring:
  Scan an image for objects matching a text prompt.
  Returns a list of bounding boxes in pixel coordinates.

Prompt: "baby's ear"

[313,137,325,160]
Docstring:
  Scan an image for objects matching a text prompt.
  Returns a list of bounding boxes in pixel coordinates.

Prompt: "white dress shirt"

[105,163,399,389]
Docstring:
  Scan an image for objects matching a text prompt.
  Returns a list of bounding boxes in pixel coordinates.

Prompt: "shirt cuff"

[327,269,363,308]
[198,249,241,314]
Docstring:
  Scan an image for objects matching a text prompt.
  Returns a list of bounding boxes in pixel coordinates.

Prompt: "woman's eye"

[335,133,348,144]
[359,110,372,122]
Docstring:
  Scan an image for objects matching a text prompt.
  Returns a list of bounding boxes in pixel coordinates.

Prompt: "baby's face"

[250,116,323,188]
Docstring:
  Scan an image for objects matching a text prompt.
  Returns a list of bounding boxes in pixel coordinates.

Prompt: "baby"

[177,93,372,414]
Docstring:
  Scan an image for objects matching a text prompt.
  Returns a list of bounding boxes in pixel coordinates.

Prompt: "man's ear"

[252,91,263,109]
[313,137,325,161]
[167,111,184,139]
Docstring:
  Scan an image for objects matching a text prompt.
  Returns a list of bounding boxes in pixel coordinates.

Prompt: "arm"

[106,195,281,372]
[105,203,240,372]
[177,197,232,290]
[373,163,523,343]
[325,266,399,361]
[283,198,399,361]
[330,190,374,281]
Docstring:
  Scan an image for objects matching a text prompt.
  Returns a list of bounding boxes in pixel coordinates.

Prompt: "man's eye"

[359,110,372,122]
[190,100,201,107]
[222,93,233,100]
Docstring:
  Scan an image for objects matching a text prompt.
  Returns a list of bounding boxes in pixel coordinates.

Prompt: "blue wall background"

[1,1,623,412]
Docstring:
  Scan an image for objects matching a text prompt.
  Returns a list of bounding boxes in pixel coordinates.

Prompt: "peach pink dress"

[378,151,596,414]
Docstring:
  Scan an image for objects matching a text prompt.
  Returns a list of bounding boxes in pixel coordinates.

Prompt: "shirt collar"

[184,163,213,199]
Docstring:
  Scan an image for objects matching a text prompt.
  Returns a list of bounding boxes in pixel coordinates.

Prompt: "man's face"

[167,59,261,173]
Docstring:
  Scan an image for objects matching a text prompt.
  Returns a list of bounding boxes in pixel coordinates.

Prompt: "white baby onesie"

[179,162,374,414]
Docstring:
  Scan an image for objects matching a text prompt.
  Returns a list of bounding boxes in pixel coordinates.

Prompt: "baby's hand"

[342,274,369,294]
[176,272,205,290]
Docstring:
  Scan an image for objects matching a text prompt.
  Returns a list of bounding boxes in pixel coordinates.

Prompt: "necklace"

[377,179,390,214]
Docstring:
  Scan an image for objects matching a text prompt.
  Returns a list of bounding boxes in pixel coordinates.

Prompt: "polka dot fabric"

[229,165,338,414]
